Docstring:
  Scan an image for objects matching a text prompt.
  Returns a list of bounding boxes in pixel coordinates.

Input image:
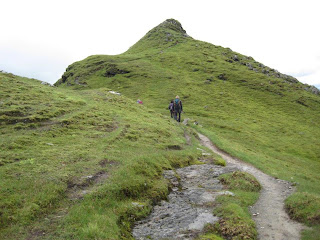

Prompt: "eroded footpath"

[133,162,239,239]
[198,133,304,240]
[132,133,304,240]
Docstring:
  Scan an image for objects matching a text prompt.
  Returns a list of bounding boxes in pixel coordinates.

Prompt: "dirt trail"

[198,133,304,240]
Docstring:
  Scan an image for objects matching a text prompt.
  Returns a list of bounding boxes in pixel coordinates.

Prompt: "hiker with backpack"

[168,100,174,118]
[173,95,183,122]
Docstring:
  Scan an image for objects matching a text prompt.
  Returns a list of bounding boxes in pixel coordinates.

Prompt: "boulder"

[232,55,239,61]
[218,73,227,80]
[41,81,53,86]
[304,85,320,95]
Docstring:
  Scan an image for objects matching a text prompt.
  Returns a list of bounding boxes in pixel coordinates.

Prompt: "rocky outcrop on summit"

[144,18,192,42]
[125,18,192,54]
[156,19,190,37]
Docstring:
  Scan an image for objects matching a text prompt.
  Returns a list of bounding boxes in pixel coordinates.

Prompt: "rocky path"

[132,133,304,239]
[133,162,240,239]
[198,133,304,240]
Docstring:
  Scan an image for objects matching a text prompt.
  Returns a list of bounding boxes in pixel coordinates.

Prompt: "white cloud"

[0,0,319,86]
[297,70,320,86]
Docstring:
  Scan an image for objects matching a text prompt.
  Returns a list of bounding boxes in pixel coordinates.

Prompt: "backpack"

[174,99,181,111]
[169,103,173,111]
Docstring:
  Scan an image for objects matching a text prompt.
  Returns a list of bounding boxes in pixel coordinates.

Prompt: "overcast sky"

[1,0,319,88]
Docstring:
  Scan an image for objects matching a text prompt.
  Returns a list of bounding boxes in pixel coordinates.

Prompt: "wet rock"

[132,164,239,239]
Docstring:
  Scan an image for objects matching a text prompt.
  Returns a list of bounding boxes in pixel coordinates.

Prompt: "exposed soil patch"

[167,144,183,150]
[37,120,60,131]
[184,130,192,145]
[26,229,46,240]
[198,133,305,240]
[99,158,118,167]
[26,168,112,239]
[66,171,109,200]
[104,64,130,78]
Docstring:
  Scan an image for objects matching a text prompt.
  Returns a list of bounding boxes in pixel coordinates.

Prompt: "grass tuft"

[218,171,261,192]
[210,172,260,239]
[214,203,257,240]
[196,232,224,240]
[285,192,320,225]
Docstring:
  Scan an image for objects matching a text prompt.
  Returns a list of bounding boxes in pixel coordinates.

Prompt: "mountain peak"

[126,19,191,53]
[157,19,187,34]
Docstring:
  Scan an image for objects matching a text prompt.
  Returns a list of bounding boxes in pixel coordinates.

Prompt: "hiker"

[168,100,174,118]
[173,95,183,122]
[137,99,143,104]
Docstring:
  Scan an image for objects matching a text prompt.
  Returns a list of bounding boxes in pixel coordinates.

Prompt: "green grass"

[0,72,201,239]
[213,156,226,167]
[55,19,320,238]
[218,171,261,192]
[195,171,260,240]
[196,145,227,167]
[286,192,320,225]
[2,18,320,239]
[212,172,261,240]
[198,171,260,239]
[196,233,224,240]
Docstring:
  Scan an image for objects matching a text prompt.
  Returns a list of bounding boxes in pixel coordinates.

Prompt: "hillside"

[56,19,320,238]
[0,72,203,239]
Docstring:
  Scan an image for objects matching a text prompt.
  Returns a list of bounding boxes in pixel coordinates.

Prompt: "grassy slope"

[56,19,320,237]
[0,72,203,239]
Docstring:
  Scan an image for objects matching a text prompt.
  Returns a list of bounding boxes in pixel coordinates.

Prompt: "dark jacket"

[168,102,174,111]
[173,99,183,113]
